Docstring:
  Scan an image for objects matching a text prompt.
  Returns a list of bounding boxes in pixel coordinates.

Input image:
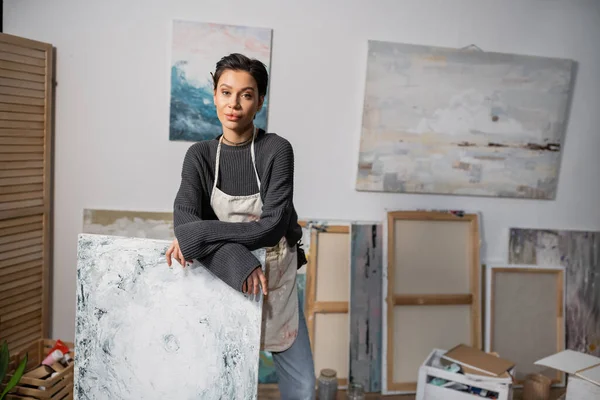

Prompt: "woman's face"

[213,69,263,134]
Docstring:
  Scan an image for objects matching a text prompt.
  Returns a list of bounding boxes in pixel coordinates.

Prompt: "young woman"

[166,53,316,399]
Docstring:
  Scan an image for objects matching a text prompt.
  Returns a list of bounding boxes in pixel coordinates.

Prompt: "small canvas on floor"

[484,264,566,384]
[74,234,265,399]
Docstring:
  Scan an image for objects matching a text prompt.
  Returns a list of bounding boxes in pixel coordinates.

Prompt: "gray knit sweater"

[173,129,303,292]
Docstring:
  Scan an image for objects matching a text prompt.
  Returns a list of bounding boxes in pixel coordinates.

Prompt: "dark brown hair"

[211,53,269,97]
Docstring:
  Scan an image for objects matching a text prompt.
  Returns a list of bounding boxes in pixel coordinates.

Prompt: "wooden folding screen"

[382,211,481,394]
[304,223,351,386]
[485,265,565,385]
[0,33,54,351]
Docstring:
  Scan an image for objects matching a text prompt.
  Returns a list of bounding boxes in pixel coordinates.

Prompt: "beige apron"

[210,127,299,352]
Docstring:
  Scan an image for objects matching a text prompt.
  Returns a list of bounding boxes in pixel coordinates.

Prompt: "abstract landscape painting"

[75,234,266,399]
[169,20,272,141]
[356,40,575,199]
[509,229,600,356]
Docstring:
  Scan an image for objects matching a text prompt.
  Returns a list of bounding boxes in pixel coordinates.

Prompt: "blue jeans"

[271,301,316,399]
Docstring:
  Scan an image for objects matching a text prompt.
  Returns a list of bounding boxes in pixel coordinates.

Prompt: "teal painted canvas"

[169,20,272,142]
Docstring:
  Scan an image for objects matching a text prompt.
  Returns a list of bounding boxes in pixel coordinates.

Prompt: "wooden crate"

[4,339,74,400]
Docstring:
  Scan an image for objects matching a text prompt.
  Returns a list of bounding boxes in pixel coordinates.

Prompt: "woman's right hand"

[166,238,188,267]
[242,267,268,296]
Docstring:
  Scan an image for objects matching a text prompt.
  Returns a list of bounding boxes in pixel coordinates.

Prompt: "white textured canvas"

[74,234,265,399]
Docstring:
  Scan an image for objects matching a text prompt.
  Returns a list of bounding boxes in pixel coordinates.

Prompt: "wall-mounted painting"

[509,228,600,357]
[169,20,273,142]
[356,41,575,199]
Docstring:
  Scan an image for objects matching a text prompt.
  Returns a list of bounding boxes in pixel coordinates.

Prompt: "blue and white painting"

[356,41,575,199]
[169,20,272,142]
[74,234,266,399]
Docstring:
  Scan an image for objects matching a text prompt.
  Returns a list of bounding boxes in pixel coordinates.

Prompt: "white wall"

[4,0,600,341]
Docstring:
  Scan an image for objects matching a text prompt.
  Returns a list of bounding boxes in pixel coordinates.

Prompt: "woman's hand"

[242,267,268,296]
[166,238,189,267]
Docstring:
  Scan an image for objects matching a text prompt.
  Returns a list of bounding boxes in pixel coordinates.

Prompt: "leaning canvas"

[81,209,310,386]
[169,20,273,142]
[356,41,575,199]
[509,229,600,357]
[74,234,266,399]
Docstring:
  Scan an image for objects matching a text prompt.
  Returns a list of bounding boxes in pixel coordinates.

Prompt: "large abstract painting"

[82,209,308,386]
[75,234,266,399]
[356,41,575,199]
[509,229,600,357]
[169,20,273,142]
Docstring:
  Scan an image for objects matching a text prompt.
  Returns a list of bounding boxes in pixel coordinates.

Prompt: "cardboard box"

[535,350,600,399]
[442,343,515,379]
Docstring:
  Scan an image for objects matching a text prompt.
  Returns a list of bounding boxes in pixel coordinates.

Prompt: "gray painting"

[349,223,383,392]
[356,40,575,199]
[509,229,600,356]
[75,234,265,399]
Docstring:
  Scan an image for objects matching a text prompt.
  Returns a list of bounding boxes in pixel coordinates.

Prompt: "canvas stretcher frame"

[382,210,481,394]
[303,221,351,387]
[484,264,566,386]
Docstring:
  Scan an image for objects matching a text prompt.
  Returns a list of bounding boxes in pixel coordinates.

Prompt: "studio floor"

[257,386,567,399]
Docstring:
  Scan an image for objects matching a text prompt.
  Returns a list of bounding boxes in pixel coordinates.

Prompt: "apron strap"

[212,136,223,196]
[250,127,261,191]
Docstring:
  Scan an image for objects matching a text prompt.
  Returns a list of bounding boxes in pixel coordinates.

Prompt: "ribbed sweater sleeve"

[173,146,261,291]
[178,138,295,250]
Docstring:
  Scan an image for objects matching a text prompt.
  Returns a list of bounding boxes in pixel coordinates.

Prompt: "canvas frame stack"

[382,210,481,394]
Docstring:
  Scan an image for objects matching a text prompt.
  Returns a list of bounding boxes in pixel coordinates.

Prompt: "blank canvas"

[306,224,351,386]
[485,265,565,384]
[509,228,600,358]
[382,211,480,395]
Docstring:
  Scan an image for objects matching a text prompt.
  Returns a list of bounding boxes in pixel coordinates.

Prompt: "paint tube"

[41,349,64,366]
[48,340,70,356]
